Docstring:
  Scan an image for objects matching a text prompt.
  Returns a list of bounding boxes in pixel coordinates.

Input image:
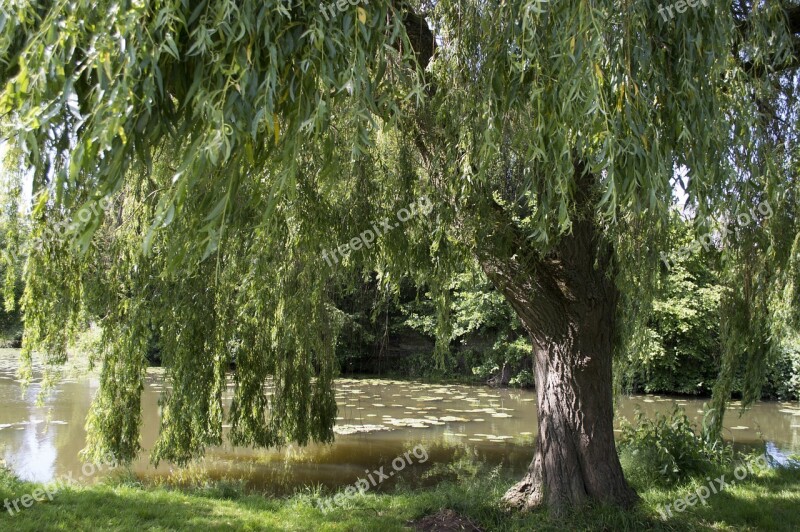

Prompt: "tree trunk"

[396,4,635,509]
[487,362,512,387]
[479,199,637,515]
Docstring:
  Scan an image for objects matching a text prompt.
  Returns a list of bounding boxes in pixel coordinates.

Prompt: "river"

[1,348,798,494]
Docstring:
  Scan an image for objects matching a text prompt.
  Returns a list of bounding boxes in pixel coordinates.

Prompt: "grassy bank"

[2,462,800,531]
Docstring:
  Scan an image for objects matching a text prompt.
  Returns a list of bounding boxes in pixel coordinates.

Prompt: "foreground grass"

[1,464,799,531]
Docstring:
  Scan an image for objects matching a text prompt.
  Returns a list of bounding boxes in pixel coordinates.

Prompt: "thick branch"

[399,5,435,71]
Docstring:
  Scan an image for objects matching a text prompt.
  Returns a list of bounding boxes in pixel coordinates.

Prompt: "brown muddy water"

[1,348,798,494]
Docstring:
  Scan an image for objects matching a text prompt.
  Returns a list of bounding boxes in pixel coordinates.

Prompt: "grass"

[2,461,800,531]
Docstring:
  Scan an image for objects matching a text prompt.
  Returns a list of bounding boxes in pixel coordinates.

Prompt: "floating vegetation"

[385,417,434,428]
[444,408,497,414]
[439,416,469,422]
[333,424,391,435]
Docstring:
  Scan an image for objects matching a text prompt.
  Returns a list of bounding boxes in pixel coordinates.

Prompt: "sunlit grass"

[2,460,800,531]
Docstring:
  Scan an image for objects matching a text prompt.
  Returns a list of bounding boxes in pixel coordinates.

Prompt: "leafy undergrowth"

[1,461,800,531]
[617,406,734,487]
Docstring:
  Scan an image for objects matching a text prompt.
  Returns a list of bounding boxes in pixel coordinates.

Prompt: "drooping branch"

[734,3,800,77]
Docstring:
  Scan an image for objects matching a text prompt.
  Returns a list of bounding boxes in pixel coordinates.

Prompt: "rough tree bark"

[478,172,638,514]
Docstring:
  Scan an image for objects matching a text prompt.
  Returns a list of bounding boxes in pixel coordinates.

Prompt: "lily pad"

[334,424,391,435]
[439,416,469,422]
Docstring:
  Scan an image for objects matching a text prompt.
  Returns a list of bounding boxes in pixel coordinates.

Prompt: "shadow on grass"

[679,467,800,532]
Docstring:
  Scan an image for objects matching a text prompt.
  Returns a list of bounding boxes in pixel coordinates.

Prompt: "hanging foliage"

[0,0,798,483]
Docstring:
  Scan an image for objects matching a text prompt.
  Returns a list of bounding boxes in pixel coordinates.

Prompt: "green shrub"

[760,340,800,400]
[508,368,534,387]
[618,406,732,486]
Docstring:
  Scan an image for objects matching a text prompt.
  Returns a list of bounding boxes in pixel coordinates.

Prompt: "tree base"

[501,445,639,515]
[501,472,543,512]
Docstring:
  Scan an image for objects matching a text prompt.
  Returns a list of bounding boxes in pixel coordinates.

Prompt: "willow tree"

[1,0,799,514]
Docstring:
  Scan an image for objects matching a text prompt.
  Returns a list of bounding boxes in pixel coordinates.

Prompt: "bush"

[618,406,732,487]
[760,340,800,400]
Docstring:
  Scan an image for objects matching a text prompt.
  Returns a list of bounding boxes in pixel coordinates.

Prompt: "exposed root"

[500,473,543,512]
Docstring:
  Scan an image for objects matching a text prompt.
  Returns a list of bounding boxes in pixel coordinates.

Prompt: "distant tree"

[619,214,725,396]
[1,0,799,514]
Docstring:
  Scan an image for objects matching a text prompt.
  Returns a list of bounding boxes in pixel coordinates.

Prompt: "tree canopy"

[1,0,799,479]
